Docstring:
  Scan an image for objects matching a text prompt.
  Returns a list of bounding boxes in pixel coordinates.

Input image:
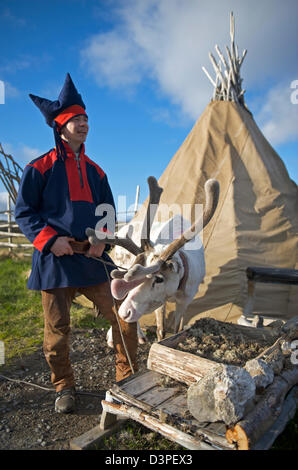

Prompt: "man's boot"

[55,387,76,413]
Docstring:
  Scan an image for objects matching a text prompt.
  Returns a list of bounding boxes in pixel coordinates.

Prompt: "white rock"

[187,364,256,425]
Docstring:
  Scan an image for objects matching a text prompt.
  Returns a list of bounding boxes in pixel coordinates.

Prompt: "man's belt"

[69,240,90,254]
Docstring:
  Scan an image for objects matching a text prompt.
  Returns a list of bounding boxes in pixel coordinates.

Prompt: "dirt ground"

[0,327,155,450]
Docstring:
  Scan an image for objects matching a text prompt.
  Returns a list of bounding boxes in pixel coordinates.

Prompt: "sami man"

[15,73,138,413]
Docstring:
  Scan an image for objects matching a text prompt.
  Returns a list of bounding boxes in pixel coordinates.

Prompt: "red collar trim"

[60,140,85,159]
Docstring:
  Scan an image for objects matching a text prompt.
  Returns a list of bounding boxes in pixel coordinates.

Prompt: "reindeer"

[86,177,219,343]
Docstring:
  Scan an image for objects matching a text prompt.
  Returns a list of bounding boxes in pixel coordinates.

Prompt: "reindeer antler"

[123,179,220,281]
[159,179,219,262]
[140,176,163,251]
[86,225,143,256]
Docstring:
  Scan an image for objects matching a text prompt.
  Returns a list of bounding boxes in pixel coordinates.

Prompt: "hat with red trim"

[29,73,88,159]
[29,73,87,128]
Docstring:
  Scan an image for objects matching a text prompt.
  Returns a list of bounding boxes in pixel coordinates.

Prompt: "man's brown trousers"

[41,282,138,392]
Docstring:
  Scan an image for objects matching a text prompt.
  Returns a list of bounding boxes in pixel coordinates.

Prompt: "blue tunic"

[15,141,116,290]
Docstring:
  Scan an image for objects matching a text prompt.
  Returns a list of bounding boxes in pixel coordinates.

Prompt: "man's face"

[61,114,89,146]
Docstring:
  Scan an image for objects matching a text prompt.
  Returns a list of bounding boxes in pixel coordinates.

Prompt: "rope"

[0,374,104,397]
[89,256,128,271]
[100,259,135,375]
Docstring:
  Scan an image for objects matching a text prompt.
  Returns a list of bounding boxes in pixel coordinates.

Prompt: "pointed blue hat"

[29,73,87,128]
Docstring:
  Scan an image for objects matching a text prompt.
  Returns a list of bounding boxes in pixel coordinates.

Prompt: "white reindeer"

[86,177,219,344]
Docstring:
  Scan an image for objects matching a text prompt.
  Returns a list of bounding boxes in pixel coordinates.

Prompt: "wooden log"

[147,342,219,385]
[148,322,281,385]
[225,366,298,450]
[238,49,247,68]
[281,315,298,339]
[0,241,33,249]
[252,385,298,450]
[0,230,26,237]
[70,418,127,449]
[110,384,158,415]
[215,44,229,72]
[252,337,285,375]
[246,266,298,285]
[101,400,218,450]
[208,52,228,91]
[202,66,217,88]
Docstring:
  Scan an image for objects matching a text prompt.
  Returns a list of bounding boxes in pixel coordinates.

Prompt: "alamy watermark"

[94,201,204,250]
[0,80,5,104]
[290,80,298,104]
[289,340,298,365]
[0,340,5,365]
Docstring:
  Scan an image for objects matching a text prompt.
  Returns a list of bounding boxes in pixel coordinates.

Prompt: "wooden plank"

[101,400,219,450]
[138,386,181,408]
[0,230,25,237]
[156,393,188,416]
[0,241,33,248]
[154,328,190,348]
[119,370,163,396]
[246,266,298,285]
[69,416,127,450]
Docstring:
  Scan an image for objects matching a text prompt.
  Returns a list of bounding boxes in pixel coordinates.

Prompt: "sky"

[0,0,297,218]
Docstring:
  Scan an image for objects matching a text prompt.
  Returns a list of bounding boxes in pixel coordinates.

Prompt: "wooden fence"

[0,192,140,256]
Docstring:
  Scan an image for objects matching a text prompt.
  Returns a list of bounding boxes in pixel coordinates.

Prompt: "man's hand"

[86,242,106,258]
[50,236,75,256]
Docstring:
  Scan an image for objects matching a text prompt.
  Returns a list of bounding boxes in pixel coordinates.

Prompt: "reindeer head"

[86,177,219,323]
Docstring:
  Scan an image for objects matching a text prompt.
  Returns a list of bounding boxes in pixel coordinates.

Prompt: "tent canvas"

[117,100,297,329]
[111,13,298,330]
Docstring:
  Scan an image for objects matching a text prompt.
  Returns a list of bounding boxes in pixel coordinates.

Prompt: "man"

[15,73,138,413]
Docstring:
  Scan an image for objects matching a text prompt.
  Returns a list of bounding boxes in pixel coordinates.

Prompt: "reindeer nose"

[119,303,139,323]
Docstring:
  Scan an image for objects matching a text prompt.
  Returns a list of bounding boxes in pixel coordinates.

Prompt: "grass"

[0,254,297,450]
[100,421,185,450]
[0,255,109,365]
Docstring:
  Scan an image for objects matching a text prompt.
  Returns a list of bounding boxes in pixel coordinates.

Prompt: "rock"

[187,364,256,425]
[244,358,274,389]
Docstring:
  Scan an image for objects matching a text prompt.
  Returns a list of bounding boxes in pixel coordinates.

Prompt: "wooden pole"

[101,400,217,450]
[134,184,140,215]
[7,194,12,254]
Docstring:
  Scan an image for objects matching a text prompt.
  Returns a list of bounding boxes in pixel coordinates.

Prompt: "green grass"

[100,421,185,450]
[0,255,109,364]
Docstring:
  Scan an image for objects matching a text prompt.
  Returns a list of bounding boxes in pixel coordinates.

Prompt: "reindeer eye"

[153,275,164,285]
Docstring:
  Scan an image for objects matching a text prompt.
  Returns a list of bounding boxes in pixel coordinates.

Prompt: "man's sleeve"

[15,165,58,253]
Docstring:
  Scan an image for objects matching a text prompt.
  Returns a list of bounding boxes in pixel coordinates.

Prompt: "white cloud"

[1,142,42,165]
[0,7,27,26]
[4,81,20,99]
[256,82,298,145]
[81,0,298,136]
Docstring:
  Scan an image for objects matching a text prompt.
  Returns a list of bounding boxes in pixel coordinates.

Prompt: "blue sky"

[0,0,297,217]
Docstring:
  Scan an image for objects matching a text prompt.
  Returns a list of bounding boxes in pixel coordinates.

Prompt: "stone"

[187,364,256,425]
[244,358,274,389]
